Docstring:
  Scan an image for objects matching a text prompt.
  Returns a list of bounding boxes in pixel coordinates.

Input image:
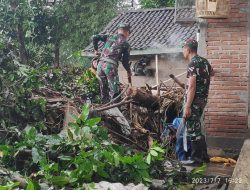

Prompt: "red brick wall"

[205,0,249,137]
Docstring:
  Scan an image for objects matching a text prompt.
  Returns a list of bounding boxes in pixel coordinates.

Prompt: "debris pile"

[32,81,185,153]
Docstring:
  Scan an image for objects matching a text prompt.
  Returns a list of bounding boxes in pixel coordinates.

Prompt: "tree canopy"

[0,0,119,66]
[139,0,175,8]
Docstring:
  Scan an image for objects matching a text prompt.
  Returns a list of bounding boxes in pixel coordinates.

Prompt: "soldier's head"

[117,23,130,38]
[182,39,198,60]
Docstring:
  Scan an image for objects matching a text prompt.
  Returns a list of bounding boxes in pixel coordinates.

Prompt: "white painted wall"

[118,53,188,87]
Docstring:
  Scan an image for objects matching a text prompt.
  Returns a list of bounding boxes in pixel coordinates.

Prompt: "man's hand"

[169,74,175,79]
[183,106,191,119]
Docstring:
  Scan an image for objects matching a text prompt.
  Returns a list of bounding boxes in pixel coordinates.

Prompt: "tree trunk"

[17,22,28,64]
[54,41,60,68]
[127,87,160,110]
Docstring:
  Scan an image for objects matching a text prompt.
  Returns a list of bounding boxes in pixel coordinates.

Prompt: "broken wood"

[94,98,132,112]
[99,84,129,108]
[152,71,187,88]
[126,87,160,110]
[169,74,185,89]
[107,128,147,151]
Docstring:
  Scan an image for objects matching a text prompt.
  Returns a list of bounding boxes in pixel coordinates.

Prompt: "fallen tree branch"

[152,71,186,88]
[99,84,129,108]
[95,98,132,112]
[107,128,147,151]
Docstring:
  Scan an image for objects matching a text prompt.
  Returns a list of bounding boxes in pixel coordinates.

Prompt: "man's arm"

[92,34,108,55]
[121,43,131,74]
[183,75,196,119]
[210,66,215,77]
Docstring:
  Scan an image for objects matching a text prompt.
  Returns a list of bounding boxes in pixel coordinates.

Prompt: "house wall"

[118,53,188,87]
[205,0,250,137]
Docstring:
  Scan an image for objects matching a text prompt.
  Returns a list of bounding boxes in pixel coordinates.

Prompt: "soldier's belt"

[100,57,118,66]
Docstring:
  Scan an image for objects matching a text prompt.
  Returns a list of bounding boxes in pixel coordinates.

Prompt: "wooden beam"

[155,54,159,95]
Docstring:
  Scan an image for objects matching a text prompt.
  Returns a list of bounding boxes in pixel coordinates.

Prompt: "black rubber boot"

[191,135,209,164]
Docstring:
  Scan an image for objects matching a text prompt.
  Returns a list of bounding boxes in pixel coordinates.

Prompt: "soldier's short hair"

[118,23,131,32]
[182,39,198,52]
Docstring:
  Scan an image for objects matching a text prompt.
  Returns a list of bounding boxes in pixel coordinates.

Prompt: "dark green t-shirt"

[187,55,213,101]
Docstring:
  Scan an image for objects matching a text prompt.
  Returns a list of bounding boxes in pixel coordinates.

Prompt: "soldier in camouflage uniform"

[92,23,132,103]
[182,39,214,164]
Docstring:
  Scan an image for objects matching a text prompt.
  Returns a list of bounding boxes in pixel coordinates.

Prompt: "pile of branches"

[91,83,184,153]
[29,80,184,153]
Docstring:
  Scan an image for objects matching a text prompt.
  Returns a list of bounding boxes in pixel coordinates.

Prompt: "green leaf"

[58,155,73,161]
[50,176,70,186]
[26,181,35,190]
[85,117,101,126]
[143,177,152,183]
[146,154,151,164]
[177,185,185,190]
[82,126,91,134]
[93,165,98,172]
[150,149,158,157]
[80,104,90,122]
[25,30,32,38]
[0,182,20,190]
[191,164,207,175]
[67,129,74,140]
[68,122,79,129]
[113,152,120,167]
[32,147,42,164]
[152,146,165,153]
[90,182,95,188]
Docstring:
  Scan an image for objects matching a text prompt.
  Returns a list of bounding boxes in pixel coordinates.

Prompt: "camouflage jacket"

[92,33,131,72]
[186,55,213,102]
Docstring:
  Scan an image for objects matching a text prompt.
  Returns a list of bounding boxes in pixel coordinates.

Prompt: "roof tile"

[85,8,197,53]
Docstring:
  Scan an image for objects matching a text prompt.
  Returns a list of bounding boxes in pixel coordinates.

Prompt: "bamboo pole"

[155,54,160,96]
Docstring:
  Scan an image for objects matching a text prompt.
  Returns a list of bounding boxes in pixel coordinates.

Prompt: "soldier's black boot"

[191,135,209,164]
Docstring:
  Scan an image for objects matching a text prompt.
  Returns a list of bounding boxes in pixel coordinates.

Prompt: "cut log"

[126,87,160,110]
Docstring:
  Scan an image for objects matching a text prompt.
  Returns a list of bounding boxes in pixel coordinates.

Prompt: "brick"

[207,54,220,59]
[207,46,220,51]
[231,59,247,63]
[219,55,239,59]
[221,46,244,50]
[207,107,245,112]
[211,60,229,64]
[230,51,247,55]
[216,103,246,108]
[207,37,221,41]
[229,41,247,45]
[221,64,239,68]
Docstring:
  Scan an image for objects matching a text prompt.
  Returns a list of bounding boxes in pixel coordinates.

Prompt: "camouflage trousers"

[184,98,209,163]
[185,98,207,139]
[97,60,119,102]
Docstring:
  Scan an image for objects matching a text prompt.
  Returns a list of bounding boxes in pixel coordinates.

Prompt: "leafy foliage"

[163,164,207,189]
[139,0,175,8]
[1,104,166,188]
[77,69,100,102]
